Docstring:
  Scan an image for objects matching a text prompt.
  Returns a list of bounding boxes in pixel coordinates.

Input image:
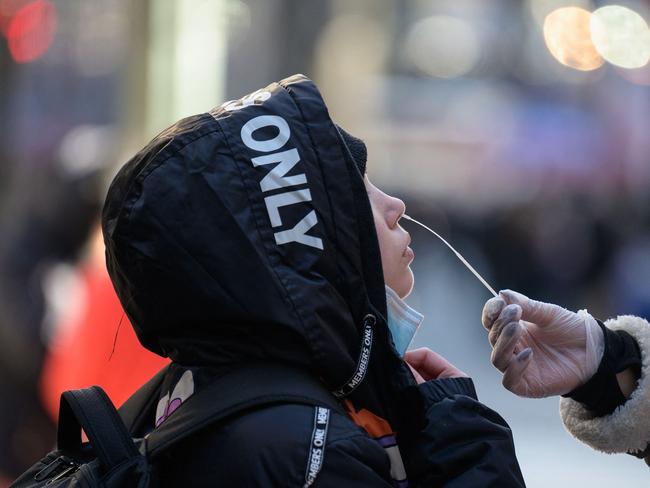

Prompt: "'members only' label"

[304,406,330,487]
[332,315,375,398]
[240,114,324,250]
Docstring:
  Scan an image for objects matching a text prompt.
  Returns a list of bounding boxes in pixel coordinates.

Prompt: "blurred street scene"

[0,0,649,486]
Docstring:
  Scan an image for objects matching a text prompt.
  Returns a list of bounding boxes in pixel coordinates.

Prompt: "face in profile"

[364,175,415,299]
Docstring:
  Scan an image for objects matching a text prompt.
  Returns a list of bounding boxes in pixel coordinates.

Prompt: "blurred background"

[0,0,649,485]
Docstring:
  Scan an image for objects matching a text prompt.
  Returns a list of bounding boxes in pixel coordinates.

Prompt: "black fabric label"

[304,406,331,487]
[332,315,375,398]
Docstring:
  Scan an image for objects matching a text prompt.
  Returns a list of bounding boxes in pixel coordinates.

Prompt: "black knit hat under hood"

[336,125,367,175]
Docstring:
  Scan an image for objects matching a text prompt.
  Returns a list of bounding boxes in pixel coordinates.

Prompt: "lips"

[403,233,414,261]
[404,246,415,262]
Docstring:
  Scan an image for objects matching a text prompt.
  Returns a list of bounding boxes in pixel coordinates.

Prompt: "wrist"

[616,367,640,398]
[584,312,605,368]
[564,321,641,415]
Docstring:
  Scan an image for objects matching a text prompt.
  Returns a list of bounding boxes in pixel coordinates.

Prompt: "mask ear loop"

[402,214,498,298]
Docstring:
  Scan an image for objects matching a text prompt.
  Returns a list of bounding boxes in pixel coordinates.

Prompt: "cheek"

[374,217,400,278]
[373,216,414,296]
[373,213,388,255]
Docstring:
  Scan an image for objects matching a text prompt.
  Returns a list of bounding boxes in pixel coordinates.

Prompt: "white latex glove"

[481,290,605,398]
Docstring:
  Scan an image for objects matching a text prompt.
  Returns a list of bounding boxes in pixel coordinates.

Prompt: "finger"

[499,289,561,325]
[404,348,456,381]
[491,322,523,371]
[404,347,435,369]
[482,297,506,330]
[502,348,533,394]
[488,304,522,346]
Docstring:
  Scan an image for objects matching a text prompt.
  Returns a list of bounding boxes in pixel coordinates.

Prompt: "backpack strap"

[144,362,345,459]
[58,386,140,469]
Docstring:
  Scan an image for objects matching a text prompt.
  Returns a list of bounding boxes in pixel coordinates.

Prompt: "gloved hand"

[481,290,605,398]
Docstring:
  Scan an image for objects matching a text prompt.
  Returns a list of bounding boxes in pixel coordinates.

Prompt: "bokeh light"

[405,15,480,79]
[528,0,593,26]
[316,14,388,77]
[0,0,26,36]
[6,0,57,63]
[314,13,388,122]
[58,125,115,177]
[543,7,603,71]
[590,5,650,69]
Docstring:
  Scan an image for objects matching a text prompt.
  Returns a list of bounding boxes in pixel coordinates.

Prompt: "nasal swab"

[402,214,498,297]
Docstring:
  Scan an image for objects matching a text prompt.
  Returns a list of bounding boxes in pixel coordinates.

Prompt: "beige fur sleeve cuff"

[559,315,650,454]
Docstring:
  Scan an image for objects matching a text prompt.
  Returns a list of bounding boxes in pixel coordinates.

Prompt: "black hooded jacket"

[102,75,525,487]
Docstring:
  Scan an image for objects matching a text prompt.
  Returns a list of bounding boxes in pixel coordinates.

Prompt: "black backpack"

[11,363,344,487]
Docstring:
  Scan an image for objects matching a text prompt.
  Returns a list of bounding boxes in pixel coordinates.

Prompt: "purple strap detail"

[167,397,182,415]
[155,397,184,427]
[376,434,397,448]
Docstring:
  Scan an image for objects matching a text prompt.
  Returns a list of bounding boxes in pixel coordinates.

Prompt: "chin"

[393,268,415,299]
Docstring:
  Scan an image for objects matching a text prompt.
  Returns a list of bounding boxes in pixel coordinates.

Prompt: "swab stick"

[402,214,498,297]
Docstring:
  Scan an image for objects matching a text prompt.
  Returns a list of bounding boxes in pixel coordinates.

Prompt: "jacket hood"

[102,75,417,425]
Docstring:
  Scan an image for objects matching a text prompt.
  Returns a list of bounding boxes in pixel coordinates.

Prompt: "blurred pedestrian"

[40,225,169,420]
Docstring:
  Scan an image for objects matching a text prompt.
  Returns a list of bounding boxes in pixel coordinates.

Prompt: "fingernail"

[501,305,518,322]
[518,348,532,361]
[504,323,518,337]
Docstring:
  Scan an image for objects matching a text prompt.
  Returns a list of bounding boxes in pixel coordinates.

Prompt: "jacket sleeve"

[560,314,650,457]
[403,377,526,488]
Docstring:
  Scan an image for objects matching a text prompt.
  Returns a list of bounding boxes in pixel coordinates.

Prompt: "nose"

[386,195,406,229]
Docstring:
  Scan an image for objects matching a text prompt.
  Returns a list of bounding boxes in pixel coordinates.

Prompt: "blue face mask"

[385,286,424,357]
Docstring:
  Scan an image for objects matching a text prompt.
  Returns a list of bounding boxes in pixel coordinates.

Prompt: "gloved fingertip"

[504,321,519,337]
[482,297,505,328]
[502,303,520,313]
[485,296,505,309]
[501,303,523,323]
[498,289,516,303]
[500,289,531,308]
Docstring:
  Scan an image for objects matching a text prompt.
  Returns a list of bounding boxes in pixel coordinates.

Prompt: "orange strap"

[343,399,394,438]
